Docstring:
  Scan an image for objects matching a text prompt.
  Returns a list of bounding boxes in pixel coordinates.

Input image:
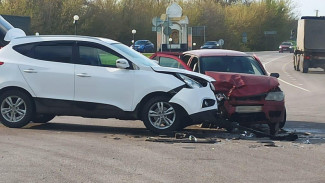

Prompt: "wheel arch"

[0,86,35,111]
[135,91,189,119]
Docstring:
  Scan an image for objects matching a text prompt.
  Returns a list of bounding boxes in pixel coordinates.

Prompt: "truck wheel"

[293,55,297,70]
[32,114,56,123]
[299,59,308,73]
[0,90,34,128]
[141,96,183,134]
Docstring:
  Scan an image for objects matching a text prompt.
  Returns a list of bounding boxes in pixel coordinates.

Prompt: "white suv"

[0,32,218,133]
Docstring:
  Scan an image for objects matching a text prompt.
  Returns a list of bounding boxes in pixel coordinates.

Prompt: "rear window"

[13,41,73,63]
[34,44,72,63]
[200,56,265,75]
[13,43,35,57]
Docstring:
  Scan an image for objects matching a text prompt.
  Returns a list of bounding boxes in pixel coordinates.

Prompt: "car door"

[74,41,135,115]
[18,41,75,101]
[151,54,191,70]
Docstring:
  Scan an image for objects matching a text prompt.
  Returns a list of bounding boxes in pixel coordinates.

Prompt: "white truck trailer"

[294,16,325,73]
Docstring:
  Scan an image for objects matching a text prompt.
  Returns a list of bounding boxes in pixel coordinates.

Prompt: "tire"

[0,90,34,128]
[299,57,308,73]
[141,96,183,134]
[293,55,297,71]
[32,114,55,123]
[297,55,301,71]
[268,122,280,136]
[279,109,286,129]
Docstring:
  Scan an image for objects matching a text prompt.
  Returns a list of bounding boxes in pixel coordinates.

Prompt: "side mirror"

[270,73,279,78]
[116,59,130,69]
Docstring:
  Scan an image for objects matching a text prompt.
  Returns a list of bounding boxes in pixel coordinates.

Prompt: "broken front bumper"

[169,85,218,124]
[224,100,285,124]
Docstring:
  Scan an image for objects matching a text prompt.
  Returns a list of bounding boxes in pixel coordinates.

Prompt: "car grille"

[231,112,266,123]
[233,94,265,101]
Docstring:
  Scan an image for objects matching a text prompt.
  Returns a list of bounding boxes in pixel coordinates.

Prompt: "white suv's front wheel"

[0,90,34,128]
[142,96,183,134]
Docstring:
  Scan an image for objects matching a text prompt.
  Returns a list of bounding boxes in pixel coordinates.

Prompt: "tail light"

[304,55,311,60]
[0,62,4,65]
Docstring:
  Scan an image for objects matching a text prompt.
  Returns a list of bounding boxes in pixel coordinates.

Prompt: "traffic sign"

[219,39,224,46]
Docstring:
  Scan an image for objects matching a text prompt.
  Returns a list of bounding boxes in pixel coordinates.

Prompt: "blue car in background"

[131,40,155,53]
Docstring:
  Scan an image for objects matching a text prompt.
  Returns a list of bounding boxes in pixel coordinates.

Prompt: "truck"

[293,16,325,73]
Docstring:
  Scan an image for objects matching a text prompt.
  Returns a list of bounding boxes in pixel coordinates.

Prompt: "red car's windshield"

[200,56,265,75]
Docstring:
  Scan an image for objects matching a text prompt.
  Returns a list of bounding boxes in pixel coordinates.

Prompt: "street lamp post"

[169,37,172,52]
[73,15,79,35]
[132,29,136,48]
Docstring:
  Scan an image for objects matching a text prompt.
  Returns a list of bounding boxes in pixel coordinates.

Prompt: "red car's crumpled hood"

[205,71,279,97]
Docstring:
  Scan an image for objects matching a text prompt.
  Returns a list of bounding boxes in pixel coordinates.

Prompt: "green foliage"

[0,0,297,51]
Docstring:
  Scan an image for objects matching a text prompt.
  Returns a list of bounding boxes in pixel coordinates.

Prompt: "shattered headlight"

[265,91,284,101]
[178,74,202,88]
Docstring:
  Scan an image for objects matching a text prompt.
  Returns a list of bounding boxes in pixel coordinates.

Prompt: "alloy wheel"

[1,96,27,123]
[148,102,176,130]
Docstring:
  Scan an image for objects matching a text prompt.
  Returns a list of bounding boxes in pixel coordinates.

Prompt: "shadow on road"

[29,122,155,136]
[24,120,325,144]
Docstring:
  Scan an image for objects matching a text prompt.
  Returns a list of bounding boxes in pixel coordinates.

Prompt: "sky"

[295,0,325,17]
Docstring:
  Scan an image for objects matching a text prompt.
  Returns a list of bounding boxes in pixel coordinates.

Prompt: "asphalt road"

[1,51,325,183]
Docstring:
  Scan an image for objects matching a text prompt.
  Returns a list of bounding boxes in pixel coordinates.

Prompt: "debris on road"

[146,136,218,144]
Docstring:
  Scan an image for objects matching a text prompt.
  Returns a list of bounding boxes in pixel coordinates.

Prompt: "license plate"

[235,106,262,113]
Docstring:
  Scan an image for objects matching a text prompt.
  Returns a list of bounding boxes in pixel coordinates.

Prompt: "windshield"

[281,42,292,45]
[135,40,147,45]
[200,56,265,75]
[204,42,217,45]
[111,43,157,67]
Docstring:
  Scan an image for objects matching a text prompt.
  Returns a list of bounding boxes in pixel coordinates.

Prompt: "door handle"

[76,73,91,77]
[23,69,37,73]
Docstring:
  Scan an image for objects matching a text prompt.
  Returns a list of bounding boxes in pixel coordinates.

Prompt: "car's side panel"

[34,98,137,119]
[131,70,185,110]
[74,65,136,111]
[0,63,36,96]
[18,60,75,100]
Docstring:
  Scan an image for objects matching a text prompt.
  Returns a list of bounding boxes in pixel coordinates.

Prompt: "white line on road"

[263,54,310,92]
[263,54,290,66]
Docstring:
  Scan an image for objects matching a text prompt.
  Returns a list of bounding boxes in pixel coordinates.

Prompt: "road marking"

[281,60,310,92]
[263,54,310,92]
[263,54,290,67]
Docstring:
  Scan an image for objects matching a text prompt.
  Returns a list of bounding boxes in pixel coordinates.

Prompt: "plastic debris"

[175,133,187,139]
[189,135,197,142]
[303,139,311,144]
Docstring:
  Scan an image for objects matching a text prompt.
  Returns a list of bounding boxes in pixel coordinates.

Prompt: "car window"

[13,43,36,57]
[200,56,265,75]
[111,43,157,67]
[182,55,191,65]
[190,57,199,72]
[33,43,73,63]
[78,45,122,67]
[159,57,185,69]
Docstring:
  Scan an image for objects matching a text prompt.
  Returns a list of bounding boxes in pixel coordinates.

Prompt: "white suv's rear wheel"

[142,96,182,134]
[0,90,33,128]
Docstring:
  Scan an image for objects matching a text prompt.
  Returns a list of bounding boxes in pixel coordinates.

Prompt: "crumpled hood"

[205,71,279,97]
[151,66,215,82]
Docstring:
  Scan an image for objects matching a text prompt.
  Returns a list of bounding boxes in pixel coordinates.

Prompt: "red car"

[279,42,294,53]
[150,49,286,135]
